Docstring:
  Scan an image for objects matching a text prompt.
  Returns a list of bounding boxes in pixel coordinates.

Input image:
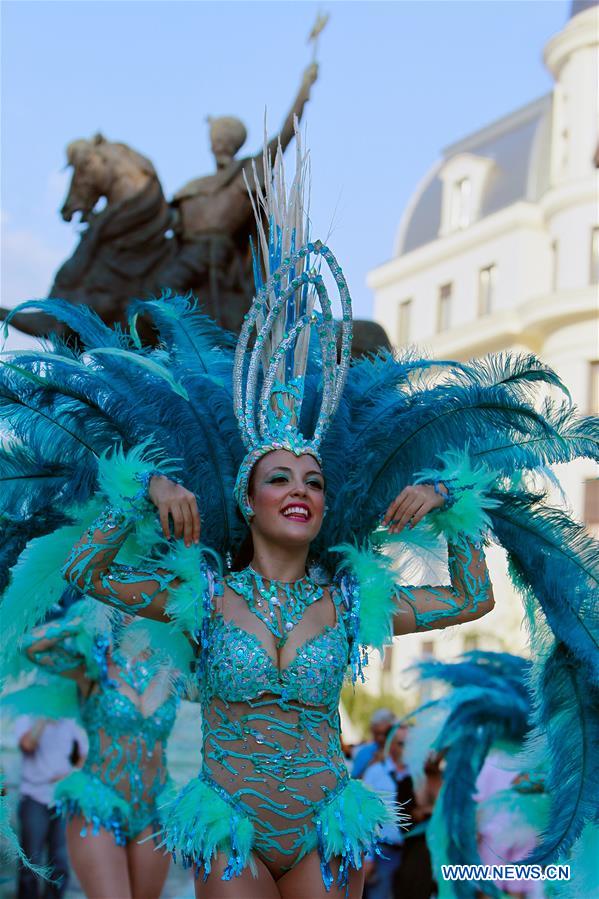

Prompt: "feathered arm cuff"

[415,449,500,543]
[97,439,180,521]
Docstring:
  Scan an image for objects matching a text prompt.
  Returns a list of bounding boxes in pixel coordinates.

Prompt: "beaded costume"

[1,132,598,886]
[58,487,492,883]
[17,602,180,845]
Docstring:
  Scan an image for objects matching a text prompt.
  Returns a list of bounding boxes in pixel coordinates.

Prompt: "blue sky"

[1,0,570,340]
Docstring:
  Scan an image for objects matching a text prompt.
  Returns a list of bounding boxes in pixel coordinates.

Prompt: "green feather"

[53,771,130,822]
[161,542,221,638]
[159,776,256,873]
[97,439,179,510]
[0,499,103,679]
[417,449,500,542]
[332,542,396,651]
[315,779,397,864]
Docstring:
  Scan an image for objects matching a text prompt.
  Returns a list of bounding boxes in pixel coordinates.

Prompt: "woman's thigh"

[126,826,170,899]
[66,815,131,899]
[278,850,365,899]
[194,851,280,899]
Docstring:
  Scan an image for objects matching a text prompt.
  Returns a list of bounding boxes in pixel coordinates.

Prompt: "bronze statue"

[1,32,391,356]
[2,135,177,339]
[0,66,318,340]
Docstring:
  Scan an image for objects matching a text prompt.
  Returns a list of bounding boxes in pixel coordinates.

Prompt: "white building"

[367,1,599,701]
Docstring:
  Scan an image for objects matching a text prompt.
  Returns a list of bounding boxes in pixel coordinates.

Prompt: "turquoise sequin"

[202,613,349,708]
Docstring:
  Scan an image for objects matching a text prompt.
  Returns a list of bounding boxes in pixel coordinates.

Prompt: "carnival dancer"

[1,133,597,897]
[8,600,186,899]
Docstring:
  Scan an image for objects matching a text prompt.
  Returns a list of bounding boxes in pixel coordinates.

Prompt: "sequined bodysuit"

[193,576,354,877]
[24,621,177,844]
[61,506,492,883]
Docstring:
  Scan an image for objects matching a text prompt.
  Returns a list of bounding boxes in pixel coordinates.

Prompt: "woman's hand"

[383,483,447,535]
[149,476,201,546]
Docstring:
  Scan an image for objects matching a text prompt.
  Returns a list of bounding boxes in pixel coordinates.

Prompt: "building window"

[463,633,480,652]
[478,264,496,316]
[551,240,559,292]
[583,479,599,533]
[383,644,394,672]
[450,177,472,230]
[590,227,599,285]
[589,361,599,415]
[437,283,452,332]
[398,299,412,344]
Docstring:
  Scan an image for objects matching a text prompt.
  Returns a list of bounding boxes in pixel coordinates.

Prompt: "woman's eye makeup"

[264,470,324,489]
[265,473,290,484]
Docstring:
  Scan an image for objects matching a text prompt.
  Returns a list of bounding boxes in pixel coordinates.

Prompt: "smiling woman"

[58,439,466,899]
[249,452,325,549]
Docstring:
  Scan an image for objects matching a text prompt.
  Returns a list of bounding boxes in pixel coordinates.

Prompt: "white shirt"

[14,716,89,806]
[363,758,409,845]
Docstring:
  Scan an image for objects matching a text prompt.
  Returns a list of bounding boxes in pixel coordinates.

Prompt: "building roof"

[570,0,598,19]
[397,94,552,257]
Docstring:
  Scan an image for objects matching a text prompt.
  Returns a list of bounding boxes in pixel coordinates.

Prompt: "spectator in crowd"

[475,751,544,899]
[362,725,410,899]
[14,716,87,899]
[394,750,443,899]
[352,708,396,778]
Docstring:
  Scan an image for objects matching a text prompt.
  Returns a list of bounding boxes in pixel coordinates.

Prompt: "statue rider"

[160,63,318,332]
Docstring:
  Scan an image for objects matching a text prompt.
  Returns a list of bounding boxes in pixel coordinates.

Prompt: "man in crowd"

[362,725,411,899]
[352,708,397,778]
[15,716,87,899]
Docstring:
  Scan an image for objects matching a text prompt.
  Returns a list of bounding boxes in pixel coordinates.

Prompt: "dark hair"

[231,510,254,571]
[69,739,82,767]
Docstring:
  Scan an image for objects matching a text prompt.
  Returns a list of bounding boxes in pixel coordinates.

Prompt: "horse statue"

[1,134,176,339]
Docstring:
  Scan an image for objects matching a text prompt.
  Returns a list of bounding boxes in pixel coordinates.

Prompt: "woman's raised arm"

[338,452,499,653]
[61,446,201,623]
[23,615,88,684]
[393,536,494,635]
[389,454,497,635]
[61,507,176,621]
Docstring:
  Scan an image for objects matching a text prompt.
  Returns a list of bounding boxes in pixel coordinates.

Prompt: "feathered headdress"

[233,126,352,520]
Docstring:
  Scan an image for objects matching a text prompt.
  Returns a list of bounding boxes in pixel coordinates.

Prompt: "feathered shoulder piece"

[161,542,222,644]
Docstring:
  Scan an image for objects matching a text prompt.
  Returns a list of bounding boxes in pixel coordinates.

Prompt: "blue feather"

[3,298,126,349]
[524,644,599,864]
[408,653,534,897]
